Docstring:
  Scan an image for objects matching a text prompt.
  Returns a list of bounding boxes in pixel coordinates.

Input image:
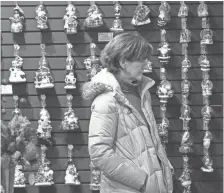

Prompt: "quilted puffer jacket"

[81,68,173,193]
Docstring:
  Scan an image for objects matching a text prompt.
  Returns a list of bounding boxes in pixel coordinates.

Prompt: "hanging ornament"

[34,145,54,186]
[197,1,209,18]
[179,131,193,154]
[9,44,26,83]
[35,1,48,30]
[61,94,79,131]
[131,1,151,26]
[64,145,81,185]
[37,94,52,141]
[143,59,152,73]
[84,1,103,28]
[157,29,171,64]
[34,44,54,89]
[84,43,102,80]
[157,117,169,147]
[178,155,192,189]
[64,43,77,89]
[178,1,189,17]
[156,80,174,104]
[14,164,26,188]
[63,2,78,34]
[157,1,171,27]
[110,1,124,33]
[90,161,101,191]
[200,28,213,45]
[9,2,25,33]
[180,29,191,43]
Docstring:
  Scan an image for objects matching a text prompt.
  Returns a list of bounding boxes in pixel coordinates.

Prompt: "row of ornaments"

[10,1,176,34]
[14,145,81,187]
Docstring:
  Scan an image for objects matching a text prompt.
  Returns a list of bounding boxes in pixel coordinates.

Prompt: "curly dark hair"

[100,32,153,74]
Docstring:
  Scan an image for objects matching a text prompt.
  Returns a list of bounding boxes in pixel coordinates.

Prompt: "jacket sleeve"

[88,94,148,191]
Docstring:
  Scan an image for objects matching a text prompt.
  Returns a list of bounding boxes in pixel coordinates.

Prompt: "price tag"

[0,85,13,95]
[98,33,113,42]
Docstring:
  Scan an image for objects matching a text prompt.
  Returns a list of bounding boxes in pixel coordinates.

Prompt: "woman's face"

[120,59,148,86]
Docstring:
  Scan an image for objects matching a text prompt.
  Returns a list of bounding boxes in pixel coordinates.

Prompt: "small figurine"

[200,29,213,45]
[35,145,54,186]
[9,3,25,33]
[180,29,191,43]
[157,1,171,27]
[110,2,123,33]
[182,57,191,69]
[179,131,193,154]
[34,44,54,89]
[61,95,79,130]
[197,1,209,18]
[37,95,52,140]
[110,17,124,32]
[198,55,210,71]
[132,1,151,26]
[201,155,214,172]
[158,42,171,62]
[180,105,191,121]
[84,1,103,28]
[35,2,48,30]
[157,117,169,145]
[157,80,174,103]
[9,45,26,83]
[181,80,190,95]
[90,162,101,191]
[201,105,213,121]
[64,44,77,89]
[63,2,78,34]
[179,167,192,187]
[84,43,103,80]
[64,145,80,185]
[14,164,26,188]
[201,79,213,96]
[203,131,212,152]
[143,60,152,73]
[0,185,4,193]
[178,1,189,17]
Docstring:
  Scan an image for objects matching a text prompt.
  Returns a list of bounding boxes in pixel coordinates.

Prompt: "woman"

[81,32,174,193]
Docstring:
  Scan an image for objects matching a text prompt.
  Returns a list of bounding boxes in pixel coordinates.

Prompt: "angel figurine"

[35,2,48,30]
[14,164,26,188]
[9,3,25,33]
[157,1,171,27]
[9,45,26,83]
[64,145,81,185]
[63,2,78,34]
[131,1,151,26]
[61,94,79,130]
[84,1,103,28]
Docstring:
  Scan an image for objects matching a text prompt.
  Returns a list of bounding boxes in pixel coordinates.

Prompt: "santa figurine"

[84,1,103,28]
[131,1,151,26]
[9,3,25,33]
[64,145,80,185]
[63,2,78,34]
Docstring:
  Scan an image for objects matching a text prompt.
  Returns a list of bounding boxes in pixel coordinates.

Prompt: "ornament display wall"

[1,1,223,193]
